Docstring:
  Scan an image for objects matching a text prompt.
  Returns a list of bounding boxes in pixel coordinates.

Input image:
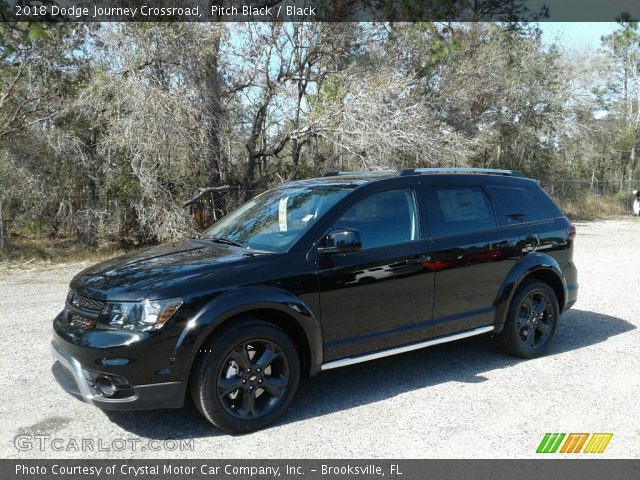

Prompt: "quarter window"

[426,186,496,237]
[334,189,418,249]
[487,186,552,225]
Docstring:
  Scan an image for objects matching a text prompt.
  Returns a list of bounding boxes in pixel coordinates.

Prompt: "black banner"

[4,460,640,480]
[1,0,639,23]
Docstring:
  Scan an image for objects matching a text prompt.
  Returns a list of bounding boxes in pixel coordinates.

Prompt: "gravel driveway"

[1,218,639,459]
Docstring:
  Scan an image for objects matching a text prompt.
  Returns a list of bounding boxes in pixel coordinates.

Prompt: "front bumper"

[51,340,187,411]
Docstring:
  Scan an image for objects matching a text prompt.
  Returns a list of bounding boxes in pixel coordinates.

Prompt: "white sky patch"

[538,22,618,50]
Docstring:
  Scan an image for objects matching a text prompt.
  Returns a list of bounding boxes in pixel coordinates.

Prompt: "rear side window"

[487,185,552,225]
[425,187,496,238]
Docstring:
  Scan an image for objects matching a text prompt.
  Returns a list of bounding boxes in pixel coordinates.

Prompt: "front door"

[317,188,435,361]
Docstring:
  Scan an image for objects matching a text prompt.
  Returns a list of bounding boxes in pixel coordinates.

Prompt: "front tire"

[497,281,559,359]
[190,319,300,433]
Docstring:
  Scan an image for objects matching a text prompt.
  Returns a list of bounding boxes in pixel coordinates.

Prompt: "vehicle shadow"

[104,309,635,439]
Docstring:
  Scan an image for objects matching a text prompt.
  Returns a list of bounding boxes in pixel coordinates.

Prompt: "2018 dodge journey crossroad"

[51,168,578,432]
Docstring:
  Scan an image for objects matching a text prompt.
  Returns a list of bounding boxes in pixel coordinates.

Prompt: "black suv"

[52,168,578,432]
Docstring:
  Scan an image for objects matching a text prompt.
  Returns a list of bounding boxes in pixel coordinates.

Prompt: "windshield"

[201,185,352,252]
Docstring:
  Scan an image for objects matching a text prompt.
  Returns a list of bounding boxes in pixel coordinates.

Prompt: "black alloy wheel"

[516,290,555,351]
[497,280,559,359]
[190,319,300,433]
[217,340,289,420]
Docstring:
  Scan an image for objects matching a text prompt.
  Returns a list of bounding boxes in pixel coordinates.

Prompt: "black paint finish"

[51,172,578,411]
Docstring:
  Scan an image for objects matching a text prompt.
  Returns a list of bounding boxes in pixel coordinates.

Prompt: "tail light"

[568,223,576,241]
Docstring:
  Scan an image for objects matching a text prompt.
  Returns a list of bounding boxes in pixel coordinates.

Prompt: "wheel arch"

[209,307,314,378]
[170,287,323,381]
[493,253,567,334]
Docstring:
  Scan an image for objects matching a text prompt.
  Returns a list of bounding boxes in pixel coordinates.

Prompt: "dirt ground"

[1,218,639,458]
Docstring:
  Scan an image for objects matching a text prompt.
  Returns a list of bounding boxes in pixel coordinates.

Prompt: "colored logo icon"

[537,433,613,454]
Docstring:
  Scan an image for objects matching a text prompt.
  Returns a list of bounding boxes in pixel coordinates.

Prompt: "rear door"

[419,184,523,336]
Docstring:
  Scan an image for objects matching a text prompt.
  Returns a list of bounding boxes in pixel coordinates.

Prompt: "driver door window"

[334,188,418,249]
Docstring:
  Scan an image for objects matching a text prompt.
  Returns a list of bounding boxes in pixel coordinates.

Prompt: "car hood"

[70,239,266,301]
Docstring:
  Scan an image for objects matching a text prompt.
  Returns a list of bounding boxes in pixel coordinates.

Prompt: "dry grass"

[556,192,631,220]
[0,235,126,274]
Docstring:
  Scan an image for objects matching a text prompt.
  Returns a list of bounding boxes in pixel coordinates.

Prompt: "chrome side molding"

[321,325,494,370]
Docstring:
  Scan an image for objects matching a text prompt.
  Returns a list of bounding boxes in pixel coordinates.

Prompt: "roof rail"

[322,170,394,177]
[399,167,524,177]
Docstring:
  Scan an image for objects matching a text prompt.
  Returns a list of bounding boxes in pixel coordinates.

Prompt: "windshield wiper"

[210,236,244,248]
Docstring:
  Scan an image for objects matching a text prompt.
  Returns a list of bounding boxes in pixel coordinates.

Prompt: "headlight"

[98,298,183,331]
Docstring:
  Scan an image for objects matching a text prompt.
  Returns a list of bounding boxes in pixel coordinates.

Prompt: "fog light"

[94,376,116,397]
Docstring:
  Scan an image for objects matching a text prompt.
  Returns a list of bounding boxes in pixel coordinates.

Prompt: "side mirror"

[317,229,362,254]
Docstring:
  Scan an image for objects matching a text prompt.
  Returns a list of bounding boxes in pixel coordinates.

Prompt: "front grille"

[69,292,105,312]
[65,291,103,328]
[68,312,96,328]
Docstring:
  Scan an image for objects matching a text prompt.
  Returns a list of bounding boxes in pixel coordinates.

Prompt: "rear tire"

[497,280,559,359]
[190,319,300,433]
